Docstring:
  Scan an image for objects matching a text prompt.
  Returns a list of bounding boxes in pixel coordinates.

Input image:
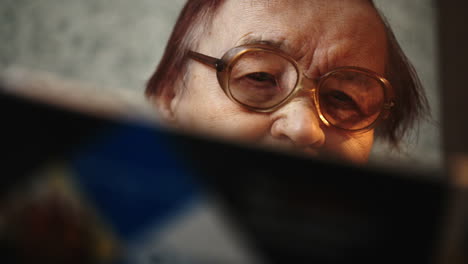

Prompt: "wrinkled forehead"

[202,0,386,73]
[212,0,378,28]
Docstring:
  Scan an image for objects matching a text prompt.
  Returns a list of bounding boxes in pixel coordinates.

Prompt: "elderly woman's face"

[165,0,387,163]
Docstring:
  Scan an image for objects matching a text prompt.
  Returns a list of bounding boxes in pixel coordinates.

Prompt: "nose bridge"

[293,73,318,104]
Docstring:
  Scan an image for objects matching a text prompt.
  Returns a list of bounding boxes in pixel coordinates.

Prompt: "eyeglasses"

[188,44,395,132]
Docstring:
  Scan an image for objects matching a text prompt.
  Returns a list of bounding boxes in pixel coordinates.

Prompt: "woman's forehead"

[210,0,381,44]
[203,0,386,74]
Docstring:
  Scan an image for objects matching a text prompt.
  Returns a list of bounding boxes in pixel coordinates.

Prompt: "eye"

[228,51,298,109]
[245,72,277,86]
[326,90,357,109]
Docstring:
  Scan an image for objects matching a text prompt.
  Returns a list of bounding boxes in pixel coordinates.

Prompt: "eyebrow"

[241,37,284,49]
[237,35,303,60]
[238,36,285,50]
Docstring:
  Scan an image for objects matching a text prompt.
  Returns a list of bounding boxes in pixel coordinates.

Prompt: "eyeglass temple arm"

[188,51,225,71]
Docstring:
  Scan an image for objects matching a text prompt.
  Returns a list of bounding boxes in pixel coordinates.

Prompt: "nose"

[270,97,326,149]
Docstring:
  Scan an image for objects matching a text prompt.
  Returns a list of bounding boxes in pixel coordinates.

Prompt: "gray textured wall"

[1,0,186,92]
[0,0,440,168]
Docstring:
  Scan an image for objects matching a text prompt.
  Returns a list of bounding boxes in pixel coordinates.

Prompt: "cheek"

[325,130,374,164]
[173,73,274,142]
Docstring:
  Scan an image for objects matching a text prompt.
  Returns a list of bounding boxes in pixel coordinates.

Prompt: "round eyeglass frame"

[188,44,395,133]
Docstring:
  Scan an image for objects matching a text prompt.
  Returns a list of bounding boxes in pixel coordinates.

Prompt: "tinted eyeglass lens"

[228,51,298,109]
[318,70,384,130]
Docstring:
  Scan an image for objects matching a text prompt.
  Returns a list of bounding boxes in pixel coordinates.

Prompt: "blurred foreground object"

[0,167,119,264]
[0,67,202,263]
[0,65,158,123]
[0,65,465,264]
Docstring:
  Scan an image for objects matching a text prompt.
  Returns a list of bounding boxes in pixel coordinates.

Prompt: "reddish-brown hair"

[375,11,430,147]
[146,0,224,99]
[146,0,429,148]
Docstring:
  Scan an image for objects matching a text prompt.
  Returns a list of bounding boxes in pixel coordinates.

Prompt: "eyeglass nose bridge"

[277,74,334,128]
[297,72,319,93]
[289,73,322,106]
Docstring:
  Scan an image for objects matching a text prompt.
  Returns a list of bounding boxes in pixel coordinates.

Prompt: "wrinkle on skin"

[169,0,387,164]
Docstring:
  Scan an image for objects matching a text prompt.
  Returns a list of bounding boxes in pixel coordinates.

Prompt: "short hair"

[146,0,429,148]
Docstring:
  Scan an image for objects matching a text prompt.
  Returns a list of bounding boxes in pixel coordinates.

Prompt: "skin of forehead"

[199,0,387,78]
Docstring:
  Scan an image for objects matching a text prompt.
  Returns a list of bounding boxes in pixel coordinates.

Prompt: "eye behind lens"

[317,70,385,131]
[228,50,299,109]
